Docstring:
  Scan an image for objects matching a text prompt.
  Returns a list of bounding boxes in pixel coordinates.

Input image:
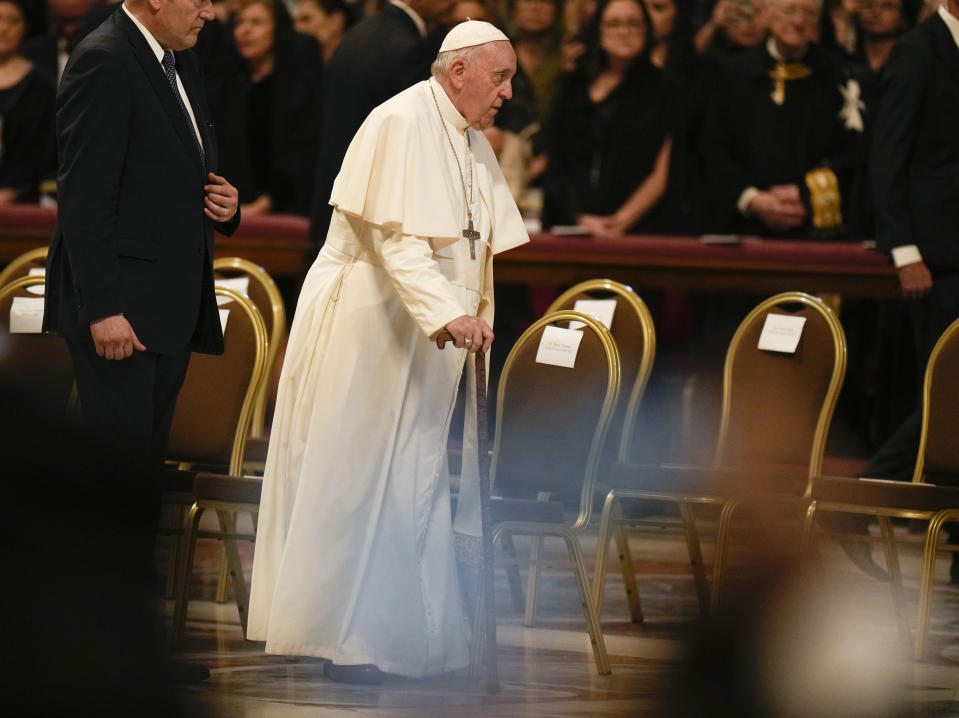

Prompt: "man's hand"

[90,314,146,360]
[445,315,494,354]
[747,185,806,232]
[898,260,933,299]
[204,172,239,223]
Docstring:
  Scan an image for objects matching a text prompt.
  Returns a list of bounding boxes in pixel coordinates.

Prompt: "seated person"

[207,0,321,216]
[0,0,55,204]
[701,0,865,237]
[542,0,674,235]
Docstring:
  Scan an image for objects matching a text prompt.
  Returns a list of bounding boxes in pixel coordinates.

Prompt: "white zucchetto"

[438,20,509,53]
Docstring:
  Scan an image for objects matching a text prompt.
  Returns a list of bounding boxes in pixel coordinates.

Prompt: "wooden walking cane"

[436,329,500,694]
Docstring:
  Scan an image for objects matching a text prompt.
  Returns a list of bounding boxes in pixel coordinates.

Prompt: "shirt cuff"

[891,245,923,268]
[737,187,759,216]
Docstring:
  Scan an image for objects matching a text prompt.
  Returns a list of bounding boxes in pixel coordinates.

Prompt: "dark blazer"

[308,4,439,243]
[44,8,240,356]
[872,13,959,269]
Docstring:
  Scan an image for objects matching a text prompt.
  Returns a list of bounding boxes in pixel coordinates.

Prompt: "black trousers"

[65,328,191,567]
[861,271,959,485]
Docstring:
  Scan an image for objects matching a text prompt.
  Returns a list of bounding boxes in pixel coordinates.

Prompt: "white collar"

[766,35,807,62]
[939,4,959,51]
[390,0,427,39]
[122,3,165,61]
[428,77,470,134]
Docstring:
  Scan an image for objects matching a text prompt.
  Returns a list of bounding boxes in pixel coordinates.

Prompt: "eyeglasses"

[601,18,645,31]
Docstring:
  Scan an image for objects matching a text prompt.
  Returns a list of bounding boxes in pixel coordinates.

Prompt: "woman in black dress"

[542,0,675,235]
[0,0,55,204]
[208,0,322,216]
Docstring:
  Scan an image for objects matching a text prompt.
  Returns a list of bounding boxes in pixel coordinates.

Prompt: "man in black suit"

[307,0,448,243]
[44,0,239,520]
[20,0,115,81]
[841,0,959,578]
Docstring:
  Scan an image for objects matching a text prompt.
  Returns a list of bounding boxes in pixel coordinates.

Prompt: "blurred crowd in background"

[0,0,943,241]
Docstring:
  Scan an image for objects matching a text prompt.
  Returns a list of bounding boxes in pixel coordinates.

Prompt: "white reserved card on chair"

[758,313,806,353]
[570,299,616,331]
[536,325,584,368]
[10,296,45,333]
[219,309,230,335]
[215,276,250,305]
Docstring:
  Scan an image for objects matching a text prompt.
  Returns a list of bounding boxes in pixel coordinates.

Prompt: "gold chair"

[212,257,286,438]
[503,279,654,626]
[593,292,846,620]
[210,258,285,602]
[162,286,268,636]
[484,309,621,674]
[0,247,48,289]
[0,275,75,414]
[804,316,959,659]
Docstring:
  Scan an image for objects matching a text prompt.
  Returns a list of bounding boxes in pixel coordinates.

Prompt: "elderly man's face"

[768,0,820,55]
[154,0,216,50]
[460,41,516,129]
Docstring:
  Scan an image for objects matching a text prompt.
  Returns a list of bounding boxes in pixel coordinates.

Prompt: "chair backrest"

[0,247,48,289]
[914,316,959,483]
[490,310,621,528]
[715,292,846,497]
[213,257,286,437]
[0,275,74,414]
[167,287,268,474]
[547,279,655,464]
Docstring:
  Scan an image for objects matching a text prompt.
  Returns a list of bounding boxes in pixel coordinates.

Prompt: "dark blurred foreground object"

[0,383,205,717]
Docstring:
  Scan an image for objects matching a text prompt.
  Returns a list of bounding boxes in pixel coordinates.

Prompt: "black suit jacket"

[872,13,959,269]
[308,4,440,243]
[44,8,240,356]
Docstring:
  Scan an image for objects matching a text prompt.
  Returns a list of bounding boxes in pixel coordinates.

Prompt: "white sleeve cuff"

[737,187,759,215]
[891,245,923,268]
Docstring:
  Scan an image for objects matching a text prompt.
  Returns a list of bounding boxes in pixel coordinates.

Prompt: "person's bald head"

[767,0,821,58]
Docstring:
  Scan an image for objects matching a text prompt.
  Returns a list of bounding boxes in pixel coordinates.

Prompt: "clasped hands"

[747,184,807,232]
[445,315,493,354]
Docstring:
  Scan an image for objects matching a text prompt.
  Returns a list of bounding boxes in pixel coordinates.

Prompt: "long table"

[0,207,899,297]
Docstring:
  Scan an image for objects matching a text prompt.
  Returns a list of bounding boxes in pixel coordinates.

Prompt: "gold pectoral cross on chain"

[463,218,480,260]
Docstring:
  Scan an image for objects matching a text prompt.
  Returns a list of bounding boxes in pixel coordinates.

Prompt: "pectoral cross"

[463,218,480,260]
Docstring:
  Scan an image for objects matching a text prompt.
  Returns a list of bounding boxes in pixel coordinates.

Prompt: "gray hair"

[431,45,479,78]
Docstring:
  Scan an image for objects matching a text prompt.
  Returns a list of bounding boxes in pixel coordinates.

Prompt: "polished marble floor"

[166,516,959,717]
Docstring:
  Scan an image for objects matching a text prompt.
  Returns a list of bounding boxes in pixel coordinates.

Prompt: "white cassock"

[246,77,528,677]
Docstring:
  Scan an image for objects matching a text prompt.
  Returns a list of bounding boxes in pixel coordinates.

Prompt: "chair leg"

[164,505,186,599]
[801,501,826,572]
[216,509,251,639]
[499,531,526,613]
[214,511,237,603]
[679,501,710,617]
[592,491,617,620]
[171,504,205,645]
[615,524,643,623]
[524,536,545,627]
[561,528,611,675]
[915,512,948,661]
[878,515,911,646]
[710,497,744,614]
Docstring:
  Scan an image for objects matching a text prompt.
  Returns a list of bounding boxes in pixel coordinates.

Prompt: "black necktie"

[161,50,204,161]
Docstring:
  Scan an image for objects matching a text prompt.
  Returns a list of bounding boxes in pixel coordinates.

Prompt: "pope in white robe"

[247,22,529,679]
